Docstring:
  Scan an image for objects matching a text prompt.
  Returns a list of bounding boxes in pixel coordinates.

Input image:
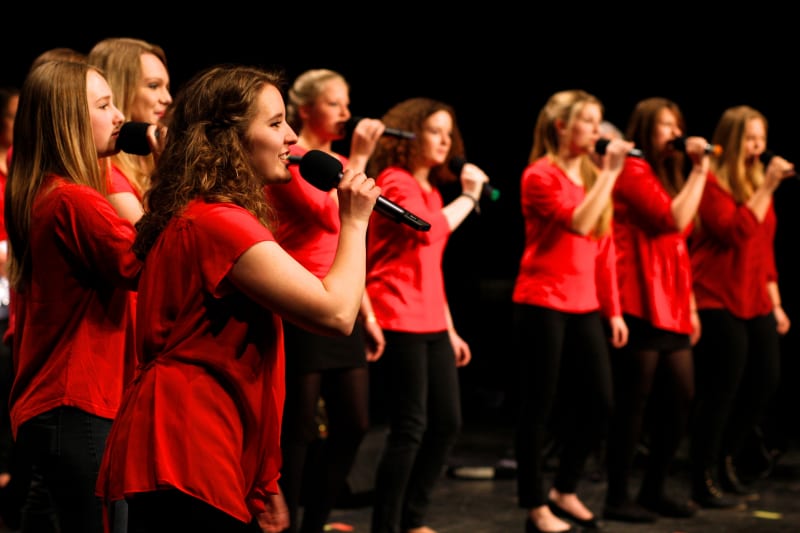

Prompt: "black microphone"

[288,154,302,164]
[298,150,431,231]
[594,138,643,159]
[347,116,416,140]
[669,136,722,156]
[448,157,500,201]
[117,121,159,156]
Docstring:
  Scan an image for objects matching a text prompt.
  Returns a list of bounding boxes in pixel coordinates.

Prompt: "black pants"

[370,330,462,533]
[15,406,113,533]
[127,490,261,533]
[691,310,780,472]
[512,304,613,509]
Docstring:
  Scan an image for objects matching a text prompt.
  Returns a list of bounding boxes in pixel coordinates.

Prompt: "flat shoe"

[525,516,575,533]
[547,500,600,529]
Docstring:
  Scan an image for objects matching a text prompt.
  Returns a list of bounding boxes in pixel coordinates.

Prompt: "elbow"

[318,311,358,337]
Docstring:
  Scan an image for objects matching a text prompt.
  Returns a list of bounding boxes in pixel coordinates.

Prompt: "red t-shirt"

[512,157,621,317]
[366,166,451,332]
[612,158,694,334]
[690,173,777,318]
[9,176,140,435]
[97,200,286,524]
[268,145,345,278]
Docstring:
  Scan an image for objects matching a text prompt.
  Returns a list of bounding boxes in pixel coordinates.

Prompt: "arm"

[767,281,791,335]
[361,291,385,362]
[572,138,634,236]
[671,136,710,231]
[442,161,489,230]
[346,118,385,173]
[445,303,471,367]
[230,168,380,336]
[107,192,144,225]
[747,154,796,222]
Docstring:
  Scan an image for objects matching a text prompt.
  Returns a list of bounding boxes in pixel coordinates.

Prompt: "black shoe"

[720,455,760,502]
[602,500,657,523]
[637,494,697,518]
[547,500,600,529]
[691,470,747,510]
[524,516,575,533]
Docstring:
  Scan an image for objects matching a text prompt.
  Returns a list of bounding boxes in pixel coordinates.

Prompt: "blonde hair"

[529,89,612,237]
[88,37,168,196]
[286,69,347,132]
[7,61,107,289]
[710,105,767,203]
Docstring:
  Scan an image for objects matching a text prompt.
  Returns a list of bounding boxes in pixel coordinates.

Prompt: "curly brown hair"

[134,64,286,259]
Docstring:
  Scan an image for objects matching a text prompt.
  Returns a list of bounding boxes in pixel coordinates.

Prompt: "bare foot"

[529,504,572,532]
[0,472,10,489]
[548,488,594,521]
[406,528,437,533]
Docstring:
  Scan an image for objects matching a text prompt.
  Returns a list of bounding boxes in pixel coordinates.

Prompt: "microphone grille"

[760,150,775,167]
[117,122,153,156]
[298,150,344,191]
[594,138,610,155]
[669,137,687,152]
[448,156,467,176]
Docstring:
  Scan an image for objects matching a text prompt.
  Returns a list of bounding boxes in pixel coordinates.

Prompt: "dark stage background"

[2,12,799,438]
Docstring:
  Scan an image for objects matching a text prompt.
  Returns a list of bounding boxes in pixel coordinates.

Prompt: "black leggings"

[605,340,694,504]
[279,366,369,533]
[690,310,780,471]
[127,490,260,533]
[512,304,613,509]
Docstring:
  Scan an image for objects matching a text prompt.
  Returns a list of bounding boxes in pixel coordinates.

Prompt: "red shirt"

[107,162,142,201]
[268,145,345,277]
[9,176,140,436]
[97,200,285,524]
[512,157,621,317]
[366,166,451,332]
[690,173,777,318]
[612,158,694,334]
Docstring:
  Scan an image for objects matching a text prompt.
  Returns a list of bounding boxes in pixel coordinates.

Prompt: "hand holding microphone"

[347,116,416,140]
[449,157,500,202]
[298,150,431,231]
[669,136,723,157]
[759,150,796,183]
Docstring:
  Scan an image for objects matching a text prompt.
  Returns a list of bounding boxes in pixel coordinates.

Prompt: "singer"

[269,69,387,533]
[604,97,713,523]
[689,105,795,510]
[97,65,380,533]
[364,97,489,533]
[88,37,172,225]
[511,89,631,533]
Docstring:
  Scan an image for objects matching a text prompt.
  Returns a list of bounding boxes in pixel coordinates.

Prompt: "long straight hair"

[6,60,106,290]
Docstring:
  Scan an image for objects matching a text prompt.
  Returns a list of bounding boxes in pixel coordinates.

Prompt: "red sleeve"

[595,232,621,318]
[189,202,275,297]
[614,158,677,233]
[54,183,140,290]
[698,175,759,246]
[520,160,577,230]
[377,168,450,244]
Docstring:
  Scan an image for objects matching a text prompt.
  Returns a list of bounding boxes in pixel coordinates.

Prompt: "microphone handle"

[375,197,431,231]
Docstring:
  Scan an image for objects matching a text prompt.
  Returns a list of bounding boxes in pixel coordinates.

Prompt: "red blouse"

[97,200,286,524]
[366,166,451,333]
[612,158,694,334]
[690,173,777,318]
[268,145,346,278]
[10,176,140,435]
[512,157,621,317]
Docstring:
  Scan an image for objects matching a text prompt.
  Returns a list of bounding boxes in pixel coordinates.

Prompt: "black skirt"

[283,320,368,375]
[623,314,691,352]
